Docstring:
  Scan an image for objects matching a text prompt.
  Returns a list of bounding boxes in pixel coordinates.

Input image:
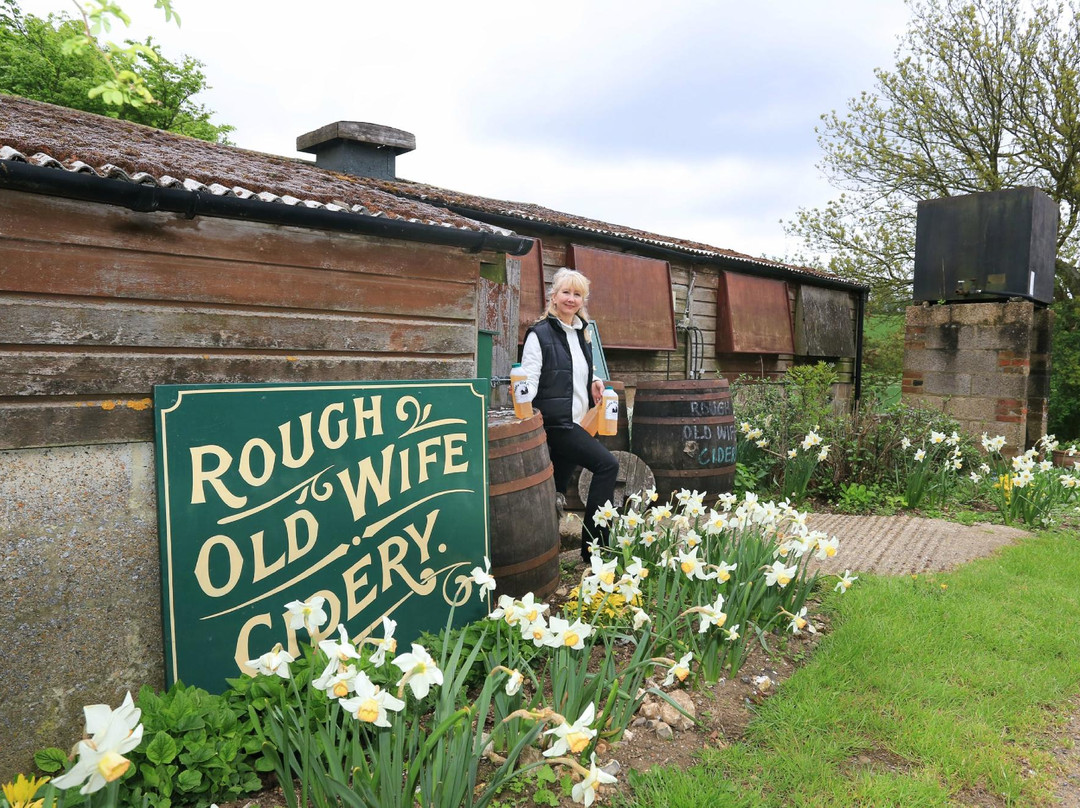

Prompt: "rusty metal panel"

[794,285,856,357]
[716,272,794,354]
[567,244,677,351]
[517,239,546,343]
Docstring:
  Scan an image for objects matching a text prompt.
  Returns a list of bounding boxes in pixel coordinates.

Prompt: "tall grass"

[622,529,1080,807]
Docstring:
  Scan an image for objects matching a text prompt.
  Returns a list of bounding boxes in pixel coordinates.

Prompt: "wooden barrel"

[565,381,629,511]
[488,409,561,598]
[631,379,736,503]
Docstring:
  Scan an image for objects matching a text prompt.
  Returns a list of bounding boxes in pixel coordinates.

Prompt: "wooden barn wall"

[525,235,857,406]
[0,190,487,450]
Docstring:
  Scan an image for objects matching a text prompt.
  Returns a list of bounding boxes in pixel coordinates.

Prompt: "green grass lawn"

[621,528,1080,807]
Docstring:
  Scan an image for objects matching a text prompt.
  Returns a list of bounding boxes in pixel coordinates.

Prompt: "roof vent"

[296,121,415,181]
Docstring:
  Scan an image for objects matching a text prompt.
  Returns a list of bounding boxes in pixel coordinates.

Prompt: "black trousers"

[545,425,619,558]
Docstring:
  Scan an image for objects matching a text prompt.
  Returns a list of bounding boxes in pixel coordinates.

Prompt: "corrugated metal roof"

[0,95,509,234]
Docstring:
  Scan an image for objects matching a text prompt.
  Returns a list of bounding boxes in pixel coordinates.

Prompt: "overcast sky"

[21,0,913,261]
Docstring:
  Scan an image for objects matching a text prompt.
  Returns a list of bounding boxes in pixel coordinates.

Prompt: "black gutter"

[0,160,535,256]
[443,204,869,293]
[853,288,867,405]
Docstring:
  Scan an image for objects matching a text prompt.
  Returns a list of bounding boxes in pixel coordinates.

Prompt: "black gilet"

[525,315,594,430]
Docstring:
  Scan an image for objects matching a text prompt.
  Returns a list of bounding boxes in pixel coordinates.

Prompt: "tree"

[0,0,233,143]
[785,0,1080,308]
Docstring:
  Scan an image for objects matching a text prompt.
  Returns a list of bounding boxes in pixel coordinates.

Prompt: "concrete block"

[949,302,1005,326]
[1,442,163,780]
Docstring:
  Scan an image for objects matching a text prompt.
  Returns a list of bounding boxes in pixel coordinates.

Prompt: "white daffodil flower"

[504,669,525,696]
[368,616,398,667]
[834,570,858,592]
[817,445,830,462]
[392,643,444,699]
[695,593,727,633]
[469,557,497,598]
[725,624,741,642]
[546,616,592,650]
[340,671,405,727]
[787,607,816,635]
[714,560,737,583]
[663,652,693,686]
[814,536,839,560]
[631,607,651,631]
[593,501,618,527]
[247,643,294,678]
[284,595,328,634]
[800,430,822,450]
[572,753,617,807]
[914,448,926,462]
[544,703,597,757]
[764,560,798,587]
[930,430,946,444]
[51,692,145,795]
[315,664,361,700]
[677,546,718,581]
[901,437,912,450]
[318,623,361,665]
[589,554,619,592]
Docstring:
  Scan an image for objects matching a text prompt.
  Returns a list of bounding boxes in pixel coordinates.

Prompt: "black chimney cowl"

[297,121,416,181]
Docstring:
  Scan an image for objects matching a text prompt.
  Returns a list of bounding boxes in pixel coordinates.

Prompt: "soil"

[217,513,1080,808]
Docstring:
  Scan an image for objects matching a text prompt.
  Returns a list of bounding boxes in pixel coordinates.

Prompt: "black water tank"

[912,187,1057,304]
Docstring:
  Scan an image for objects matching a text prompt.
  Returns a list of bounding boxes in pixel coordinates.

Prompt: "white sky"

[19,0,912,261]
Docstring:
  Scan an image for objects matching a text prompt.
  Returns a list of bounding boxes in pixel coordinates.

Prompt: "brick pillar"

[902,301,1052,451]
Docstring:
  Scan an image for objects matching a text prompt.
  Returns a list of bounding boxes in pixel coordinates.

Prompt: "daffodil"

[787,448,798,459]
[901,437,912,449]
[368,616,398,667]
[930,430,946,444]
[318,623,361,665]
[314,664,362,699]
[914,448,926,462]
[546,616,592,649]
[834,570,858,592]
[469,556,497,597]
[247,642,294,678]
[677,546,718,581]
[764,560,797,587]
[284,595,328,634]
[694,593,727,633]
[724,624,741,642]
[663,652,693,686]
[786,606,816,635]
[51,692,144,795]
[817,444,830,462]
[544,703,597,757]
[392,643,444,699]
[2,774,50,808]
[631,607,651,630]
[714,560,737,582]
[572,753,617,806]
[504,668,525,696]
[815,536,839,560]
[593,501,618,527]
[340,671,405,727]
[800,430,822,450]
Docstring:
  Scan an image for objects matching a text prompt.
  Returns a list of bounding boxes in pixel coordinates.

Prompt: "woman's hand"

[591,379,605,406]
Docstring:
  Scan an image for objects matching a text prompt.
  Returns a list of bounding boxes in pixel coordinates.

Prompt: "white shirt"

[519,317,597,423]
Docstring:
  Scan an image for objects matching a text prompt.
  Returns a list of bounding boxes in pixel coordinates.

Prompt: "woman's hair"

[541,267,591,323]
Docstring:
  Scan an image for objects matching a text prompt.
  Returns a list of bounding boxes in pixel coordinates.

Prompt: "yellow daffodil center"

[795,617,807,629]
[355,698,380,723]
[718,570,730,582]
[825,546,837,558]
[567,730,591,754]
[533,629,545,641]
[674,666,689,682]
[97,750,131,783]
[716,613,727,628]
[525,609,538,621]
[333,681,350,698]
[680,561,695,575]
[563,632,580,647]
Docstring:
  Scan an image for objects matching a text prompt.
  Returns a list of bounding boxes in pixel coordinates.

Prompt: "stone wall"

[902,301,1053,451]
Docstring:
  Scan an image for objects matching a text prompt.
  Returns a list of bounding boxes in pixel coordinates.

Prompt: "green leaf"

[33,746,69,773]
[145,731,179,765]
[175,769,203,792]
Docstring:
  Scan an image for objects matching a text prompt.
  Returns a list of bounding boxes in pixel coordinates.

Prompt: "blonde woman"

[519,268,618,561]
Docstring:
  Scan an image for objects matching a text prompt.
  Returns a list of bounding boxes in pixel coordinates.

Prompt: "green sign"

[154,380,490,691]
